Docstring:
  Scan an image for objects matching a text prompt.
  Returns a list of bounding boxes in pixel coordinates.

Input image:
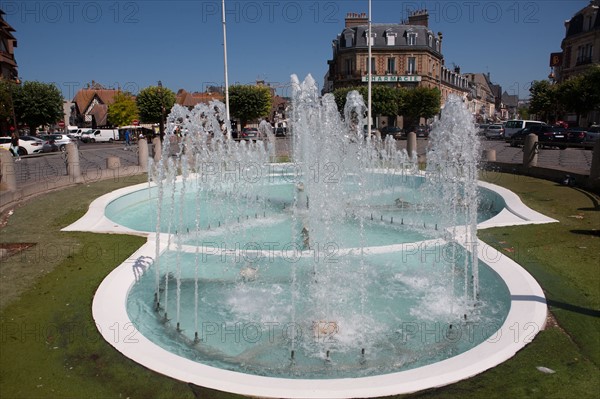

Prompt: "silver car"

[484,124,505,140]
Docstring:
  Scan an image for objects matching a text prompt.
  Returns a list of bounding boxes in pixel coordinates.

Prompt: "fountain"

[66,75,551,398]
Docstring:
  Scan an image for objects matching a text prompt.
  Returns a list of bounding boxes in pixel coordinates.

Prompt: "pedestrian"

[124,129,131,150]
[10,131,21,161]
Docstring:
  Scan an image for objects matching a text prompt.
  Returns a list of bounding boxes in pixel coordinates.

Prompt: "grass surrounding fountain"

[0,171,598,398]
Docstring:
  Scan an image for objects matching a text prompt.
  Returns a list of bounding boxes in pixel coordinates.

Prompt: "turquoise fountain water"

[111,75,511,381]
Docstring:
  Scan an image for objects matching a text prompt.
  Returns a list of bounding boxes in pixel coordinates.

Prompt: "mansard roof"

[336,23,440,53]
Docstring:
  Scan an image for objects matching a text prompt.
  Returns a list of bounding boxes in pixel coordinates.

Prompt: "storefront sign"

[361,75,422,82]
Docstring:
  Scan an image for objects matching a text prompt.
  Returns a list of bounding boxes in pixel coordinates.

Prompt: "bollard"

[66,142,83,183]
[138,139,149,172]
[522,133,538,168]
[107,156,121,170]
[483,149,496,162]
[590,140,600,188]
[152,137,162,162]
[406,132,417,160]
[0,150,17,191]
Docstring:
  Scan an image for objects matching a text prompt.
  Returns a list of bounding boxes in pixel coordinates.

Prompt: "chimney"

[408,9,429,27]
[345,12,368,28]
[454,66,461,74]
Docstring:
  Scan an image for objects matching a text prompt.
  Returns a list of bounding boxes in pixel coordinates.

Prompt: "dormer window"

[344,32,354,48]
[407,31,417,46]
[364,31,376,46]
[435,39,440,52]
[428,34,433,47]
[385,29,397,46]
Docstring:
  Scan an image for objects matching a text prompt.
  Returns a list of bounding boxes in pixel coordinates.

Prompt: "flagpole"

[367,0,372,143]
[222,0,231,140]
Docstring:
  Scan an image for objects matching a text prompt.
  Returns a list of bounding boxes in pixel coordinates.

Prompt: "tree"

[333,86,405,118]
[528,80,558,122]
[558,66,600,125]
[12,81,63,135]
[0,80,17,130]
[108,92,139,127]
[229,85,272,127]
[404,86,440,129]
[136,85,176,124]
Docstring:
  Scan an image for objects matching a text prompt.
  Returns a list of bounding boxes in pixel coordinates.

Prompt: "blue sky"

[2,0,588,99]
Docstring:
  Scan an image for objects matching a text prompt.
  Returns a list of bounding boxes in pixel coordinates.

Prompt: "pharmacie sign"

[361,75,422,82]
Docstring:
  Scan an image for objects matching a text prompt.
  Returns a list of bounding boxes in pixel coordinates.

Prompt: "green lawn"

[0,172,598,398]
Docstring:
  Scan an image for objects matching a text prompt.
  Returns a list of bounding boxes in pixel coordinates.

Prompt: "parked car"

[39,134,74,152]
[40,137,59,153]
[585,125,600,143]
[477,123,490,136]
[566,128,588,144]
[509,124,567,149]
[0,135,44,155]
[484,124,505,140]
[415,125,430,138]
[17,135,45,155]
[363,125,380,139]
[274,127,287,137]
[504,119,545,139]
[240,127,259,140]
[380,126,404,139]
[0,137,13,154]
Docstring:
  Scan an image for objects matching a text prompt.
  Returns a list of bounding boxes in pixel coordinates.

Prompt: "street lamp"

[158,80,165,141]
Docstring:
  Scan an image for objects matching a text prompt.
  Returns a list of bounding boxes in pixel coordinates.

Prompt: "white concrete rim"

[65,178,552,398]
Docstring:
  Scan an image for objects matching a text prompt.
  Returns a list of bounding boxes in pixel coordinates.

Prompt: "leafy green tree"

[0,80,17,128]
[558,66,600,125]
[12,81,63,135]
[108,92,139,127]
[136,85,176,124]
[529,80,558,122]
[404,86,440,129]
[333,86,405,118]
[229,85,272,127]
[518,106,530,120]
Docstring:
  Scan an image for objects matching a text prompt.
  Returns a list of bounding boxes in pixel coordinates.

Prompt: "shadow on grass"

[547,299,600,318]
[570,229,600,237]
[571,186,600,211]
[512,290,600,318]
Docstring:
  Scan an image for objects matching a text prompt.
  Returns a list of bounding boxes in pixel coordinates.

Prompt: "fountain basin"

[64,173,554,398]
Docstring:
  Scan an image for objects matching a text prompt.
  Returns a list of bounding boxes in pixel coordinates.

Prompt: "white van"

[81,129,118,143]
[503,120,544,139]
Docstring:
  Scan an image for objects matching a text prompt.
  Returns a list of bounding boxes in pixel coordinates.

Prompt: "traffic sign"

[132,120,139,126]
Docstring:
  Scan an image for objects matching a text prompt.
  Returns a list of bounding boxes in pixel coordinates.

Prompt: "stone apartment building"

[0,10,17,83]
[324,10,470,128]
[551,0,600,125]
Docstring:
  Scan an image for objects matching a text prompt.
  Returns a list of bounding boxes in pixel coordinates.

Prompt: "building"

[0,10,18,82]
[1,10,18,134]
[71,82,121,128]
[463,73,499,122]
[555,0,599,83]
[500,91,519,120]
[325,10,469,127]
[175,89,224,108]
[550,0,600,126]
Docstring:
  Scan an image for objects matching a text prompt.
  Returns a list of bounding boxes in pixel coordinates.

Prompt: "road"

[9,137,595,187]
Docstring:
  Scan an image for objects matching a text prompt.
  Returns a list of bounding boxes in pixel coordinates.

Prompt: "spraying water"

[134,76,504,379]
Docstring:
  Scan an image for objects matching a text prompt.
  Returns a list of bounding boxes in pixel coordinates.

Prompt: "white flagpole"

[222,0,231,139]
[367,0,372,143]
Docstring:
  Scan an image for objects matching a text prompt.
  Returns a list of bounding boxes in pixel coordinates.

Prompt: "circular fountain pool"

[115,173,510,379]
[67,171,551,398]
[65,79,551,398]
